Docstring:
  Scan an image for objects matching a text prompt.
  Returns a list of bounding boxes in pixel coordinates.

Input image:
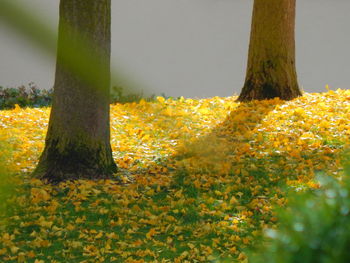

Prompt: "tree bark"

[34,0,117,183]
[238,0,302,102]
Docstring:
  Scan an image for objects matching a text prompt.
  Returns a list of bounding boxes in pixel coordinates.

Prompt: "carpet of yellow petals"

[0,89,350,262]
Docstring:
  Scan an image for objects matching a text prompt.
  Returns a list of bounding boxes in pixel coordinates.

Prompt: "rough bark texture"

[238,0,302,102]
[34,0,117,183]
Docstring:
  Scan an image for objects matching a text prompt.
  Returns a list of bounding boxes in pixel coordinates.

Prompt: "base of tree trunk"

[33,139,117,184]
[237,79,302,102]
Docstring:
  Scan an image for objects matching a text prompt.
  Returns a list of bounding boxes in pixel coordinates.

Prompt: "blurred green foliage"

[248,167,350,263]
[0,141,15,216]
[0,84,169,109]
[0,83,53,109]
[111,85,162,104]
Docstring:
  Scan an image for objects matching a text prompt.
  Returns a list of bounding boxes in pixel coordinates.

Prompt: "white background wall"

[0,0,349,98]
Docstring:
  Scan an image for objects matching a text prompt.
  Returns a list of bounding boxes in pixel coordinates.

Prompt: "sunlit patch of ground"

[0,89,349,262]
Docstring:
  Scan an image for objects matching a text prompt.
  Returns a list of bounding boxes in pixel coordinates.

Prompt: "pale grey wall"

[0,0,349,98]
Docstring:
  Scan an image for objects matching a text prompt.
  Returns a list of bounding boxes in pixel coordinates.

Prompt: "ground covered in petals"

[0,89,349,262]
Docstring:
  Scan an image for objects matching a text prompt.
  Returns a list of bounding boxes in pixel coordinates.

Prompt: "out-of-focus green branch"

[0,0,57,55]
[0,0,143,96]
[0,0,106,94]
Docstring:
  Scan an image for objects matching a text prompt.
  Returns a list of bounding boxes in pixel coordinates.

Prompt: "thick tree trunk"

[238,0,302,102]
[34,0,117,183]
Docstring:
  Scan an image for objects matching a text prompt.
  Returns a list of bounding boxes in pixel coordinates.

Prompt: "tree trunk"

[34,0,117,183]
[238,0,302,102]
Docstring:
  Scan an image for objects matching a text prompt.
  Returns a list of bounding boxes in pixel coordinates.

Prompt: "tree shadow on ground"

[171,99,284,175]
[117,95,345,260]
[132,97,286,184]
[114,98,296,259]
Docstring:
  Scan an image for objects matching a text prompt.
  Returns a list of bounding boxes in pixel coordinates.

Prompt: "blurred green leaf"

[248,173,350,263]
[0,140,15,215]
[0,0,144,96]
